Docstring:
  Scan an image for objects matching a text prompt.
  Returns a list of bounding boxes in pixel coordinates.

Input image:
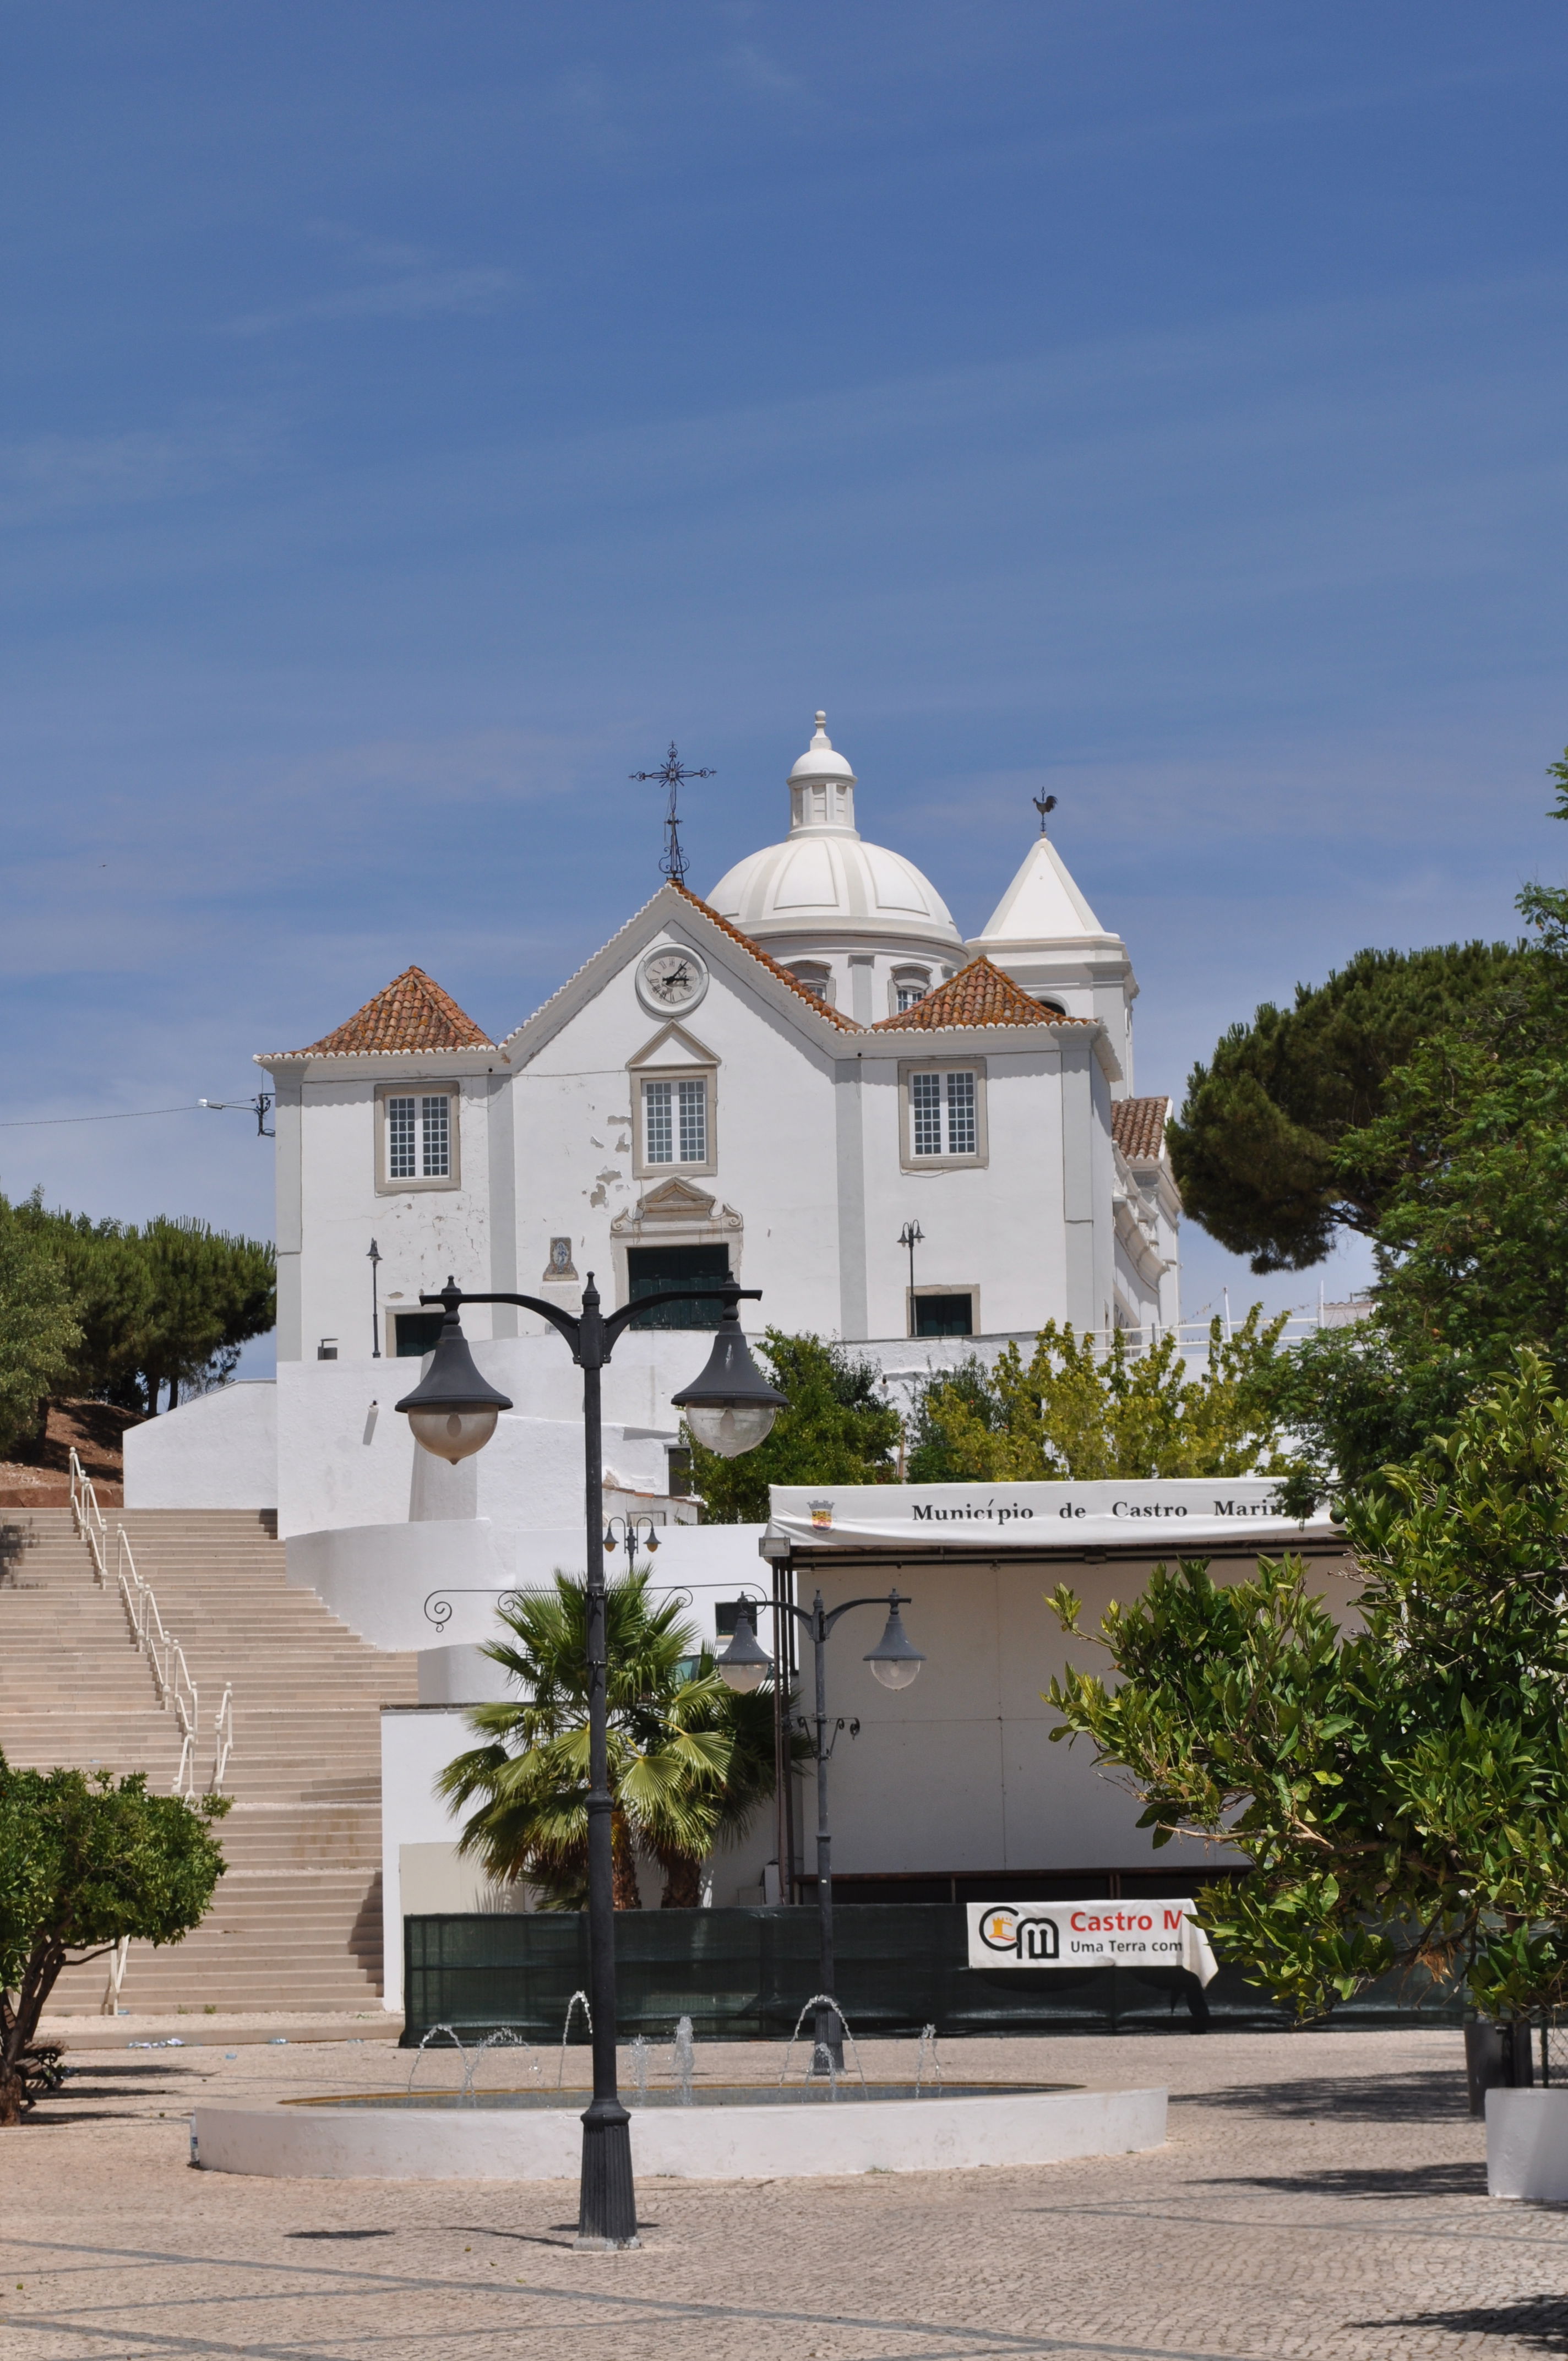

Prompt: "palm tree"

[438,1568,780,1909]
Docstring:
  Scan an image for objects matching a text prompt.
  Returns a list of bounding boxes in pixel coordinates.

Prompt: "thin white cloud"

[0,411,272,524]
[723,41,805,100]
[223,264,517,339]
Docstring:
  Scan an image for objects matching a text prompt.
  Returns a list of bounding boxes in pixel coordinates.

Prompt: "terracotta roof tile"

[669,883,864,1029]
[274,966,494,1057]
[1111,1094,1169,1161]
[871,956,1094,1031]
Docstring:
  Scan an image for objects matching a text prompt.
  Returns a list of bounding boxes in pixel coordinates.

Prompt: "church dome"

[709,714,961,954]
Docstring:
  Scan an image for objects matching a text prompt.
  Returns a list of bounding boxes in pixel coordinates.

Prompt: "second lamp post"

[717,1577,924,2066]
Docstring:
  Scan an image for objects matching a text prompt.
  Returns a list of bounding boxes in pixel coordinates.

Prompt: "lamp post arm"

[420,1288,584,1353]
[418,1285,763,1366]
[820,1593,910,1638]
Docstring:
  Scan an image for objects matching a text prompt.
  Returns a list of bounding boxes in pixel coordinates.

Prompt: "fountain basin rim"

[293,2081,1077,2111]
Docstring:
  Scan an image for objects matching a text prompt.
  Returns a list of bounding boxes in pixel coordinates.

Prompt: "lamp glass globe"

[407,1405,500,1465]
[683,1402,777,1459]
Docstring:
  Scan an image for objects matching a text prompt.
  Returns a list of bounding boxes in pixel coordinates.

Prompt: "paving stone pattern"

[6,2026,1568,2358]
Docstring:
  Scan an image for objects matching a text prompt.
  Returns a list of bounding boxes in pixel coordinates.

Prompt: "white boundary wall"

[123,1384,277,1511]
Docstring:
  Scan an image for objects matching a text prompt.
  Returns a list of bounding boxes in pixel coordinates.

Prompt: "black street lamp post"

[717,1584,924,2068]
[394,1272,786,2248]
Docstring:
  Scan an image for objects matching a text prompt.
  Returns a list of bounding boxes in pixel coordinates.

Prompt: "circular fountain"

[192,2007,1168,2182]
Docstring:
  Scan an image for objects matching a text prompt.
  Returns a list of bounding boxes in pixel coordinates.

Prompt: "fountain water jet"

[672,2016,696,2106]
[406,2025,467,2097]
[777,1998,868,2097]
[462,2030,538,2101]
[556,1990,592,2087]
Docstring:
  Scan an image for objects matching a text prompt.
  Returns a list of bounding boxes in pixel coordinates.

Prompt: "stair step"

[1,1506,417,2008]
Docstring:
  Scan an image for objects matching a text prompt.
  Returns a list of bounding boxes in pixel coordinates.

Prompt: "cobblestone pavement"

[4,2025,1567,2360]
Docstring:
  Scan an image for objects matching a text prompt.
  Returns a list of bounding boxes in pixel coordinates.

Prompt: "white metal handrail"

[212,1683,234,1790]
[68,1447,108,1578]
[69,1448,233,1802]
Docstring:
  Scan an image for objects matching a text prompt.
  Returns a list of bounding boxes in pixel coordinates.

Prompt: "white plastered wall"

[507,916,847,1340]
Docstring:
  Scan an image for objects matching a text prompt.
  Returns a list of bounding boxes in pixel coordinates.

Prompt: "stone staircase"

[0,1506,417,2014]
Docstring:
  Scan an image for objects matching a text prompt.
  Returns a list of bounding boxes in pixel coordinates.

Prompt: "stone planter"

[1485,2088,1568,2200]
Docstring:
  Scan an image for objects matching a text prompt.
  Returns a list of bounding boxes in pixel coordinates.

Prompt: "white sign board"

[967,1899,1218,1986]
[767,1478,1335,1554]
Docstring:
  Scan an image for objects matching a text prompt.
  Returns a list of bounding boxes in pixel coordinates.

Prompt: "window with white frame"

[378,1087,459,1190]
[894,974,929,1013]
[909,1069,978,1160]
[643,1076,708,1166]
[787,961,834,1003]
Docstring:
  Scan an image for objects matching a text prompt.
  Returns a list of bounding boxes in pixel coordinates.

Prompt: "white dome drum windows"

[891,966,930,1015]
[786,961,835,1004]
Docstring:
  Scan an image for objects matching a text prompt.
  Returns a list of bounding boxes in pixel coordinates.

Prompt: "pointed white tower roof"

[967,815,1137,1086]
[974,831,1113,950]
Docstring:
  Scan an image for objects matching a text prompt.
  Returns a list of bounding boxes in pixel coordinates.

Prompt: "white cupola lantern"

[787,711,858,835]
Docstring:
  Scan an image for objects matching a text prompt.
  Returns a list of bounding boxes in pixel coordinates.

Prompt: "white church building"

[265,710,1179,1378]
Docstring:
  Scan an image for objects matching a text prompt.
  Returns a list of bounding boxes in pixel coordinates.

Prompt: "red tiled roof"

[871,956,1094,1031]
[1111,1094,1169,1161]
[669,883,864,1030]
[274,966,495,1057]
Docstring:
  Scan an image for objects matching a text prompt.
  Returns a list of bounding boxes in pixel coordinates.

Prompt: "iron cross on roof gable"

[630,742,716,886]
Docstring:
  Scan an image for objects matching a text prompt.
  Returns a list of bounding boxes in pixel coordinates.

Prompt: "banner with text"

[767,1478,1337,1554]
[967,1899,1218,1987]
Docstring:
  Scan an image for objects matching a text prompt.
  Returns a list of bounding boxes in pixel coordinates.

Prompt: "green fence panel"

[402,1907,1467,2047]
[405,1905,1464,2046]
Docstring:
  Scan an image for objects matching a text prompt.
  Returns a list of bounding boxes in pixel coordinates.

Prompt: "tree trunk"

[32,1392,52,1453]
[659,1853,705,1910]
[610,1812,641,1910]
[0,1936,64,2124]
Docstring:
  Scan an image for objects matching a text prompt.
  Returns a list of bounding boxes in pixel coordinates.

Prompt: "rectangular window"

[677,1078,706,1162]
[896,982,925,1011]
[388,1096,417,1179]
[628,1244,729,1330]
[914,1293,974,1338]
[644,1080,673,1163]
[946,1070,976,1155]
[910,1069,978,1158]
[378,1086,460,1192]
[394,1309,446,1357]
[420,1094,450,1178]
[911,1071,943,1157]
[387,1095,451,1180]
[643,1076,706,1166]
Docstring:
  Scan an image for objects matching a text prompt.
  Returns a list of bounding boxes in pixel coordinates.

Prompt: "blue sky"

[5,2,1568,1364]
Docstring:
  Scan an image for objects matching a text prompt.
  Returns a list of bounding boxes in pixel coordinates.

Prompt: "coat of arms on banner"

[809,1499,835,1528]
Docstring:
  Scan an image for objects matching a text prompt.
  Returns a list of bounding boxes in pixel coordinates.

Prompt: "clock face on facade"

[636,945,709,1014]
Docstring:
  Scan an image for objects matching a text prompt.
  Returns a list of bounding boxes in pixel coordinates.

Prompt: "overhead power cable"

[0,1103,203,1130]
